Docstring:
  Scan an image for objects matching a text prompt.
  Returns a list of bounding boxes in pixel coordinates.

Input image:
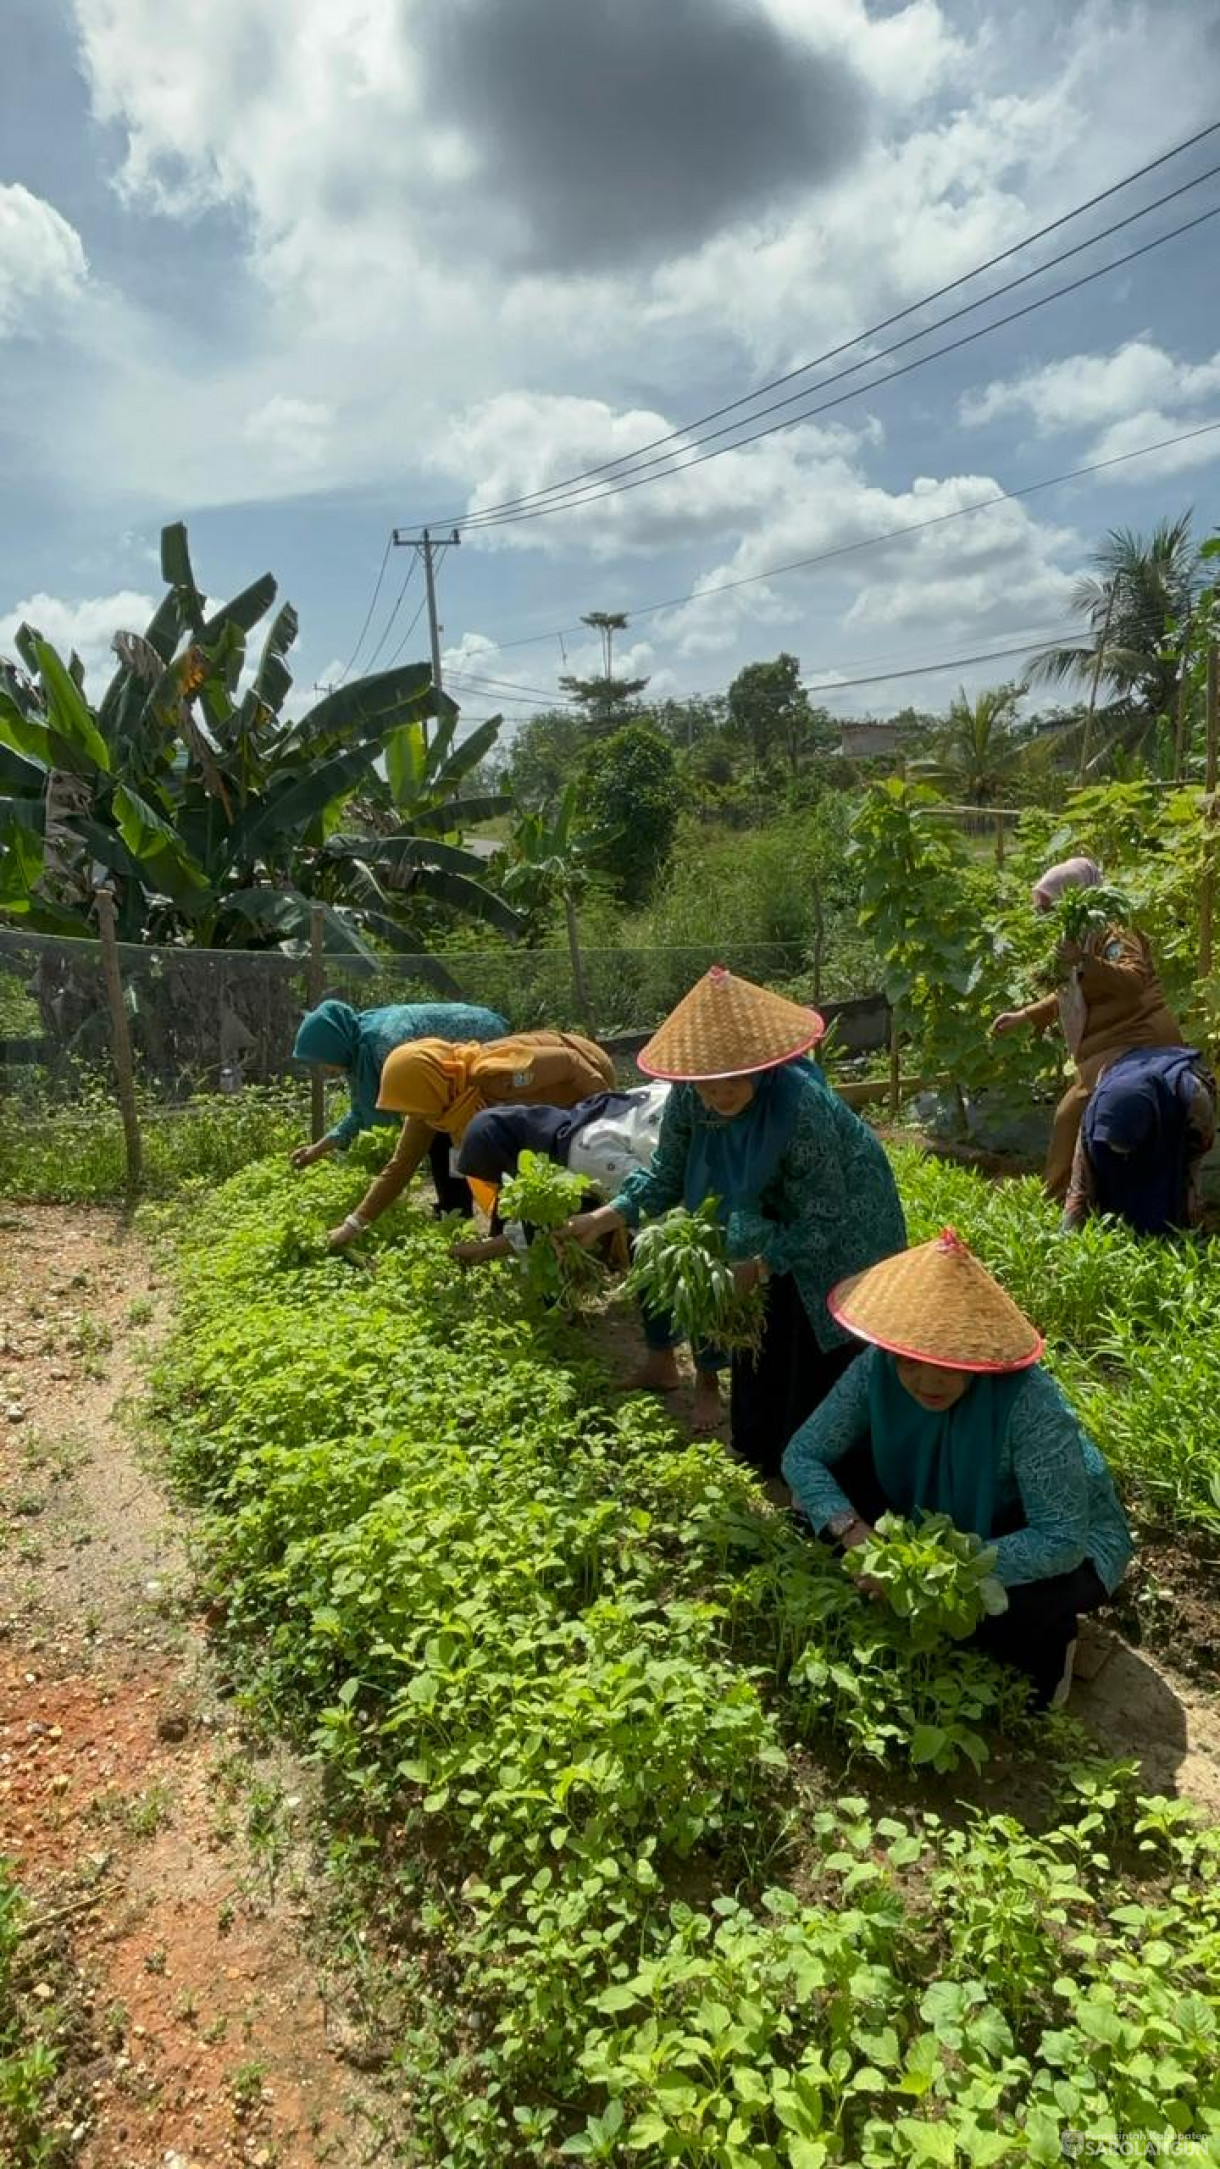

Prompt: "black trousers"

[428,1131,474,1219]
[828,1437,1108,1707]
[730,1271,859,1480]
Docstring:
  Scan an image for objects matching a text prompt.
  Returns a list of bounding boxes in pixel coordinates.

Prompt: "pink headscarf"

[1031,855,1101,911]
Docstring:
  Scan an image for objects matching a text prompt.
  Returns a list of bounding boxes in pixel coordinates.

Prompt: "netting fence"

[0,924,892,1195]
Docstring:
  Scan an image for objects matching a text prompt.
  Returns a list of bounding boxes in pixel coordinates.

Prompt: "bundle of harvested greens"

[1032,882,1133,989]
[497,1150,603,1311]
[625,1197,766,1358]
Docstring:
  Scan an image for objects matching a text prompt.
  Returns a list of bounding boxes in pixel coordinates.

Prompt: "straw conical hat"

[638,966,825,1081]
[828,1228,1043,1373]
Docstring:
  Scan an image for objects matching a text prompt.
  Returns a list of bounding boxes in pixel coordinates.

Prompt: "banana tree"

[0,521,520,953]
[0,522,522,1078]
[498,784,597,1033]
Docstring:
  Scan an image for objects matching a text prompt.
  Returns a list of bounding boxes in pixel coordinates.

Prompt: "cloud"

[963,338,1220,433]
[652,463,1079,667]
[0,185,88,334]
[414,0,869,270]
[437,390,880,558]
[0,589,156,695]
[961,337,1220,484]
[243,393,332,473]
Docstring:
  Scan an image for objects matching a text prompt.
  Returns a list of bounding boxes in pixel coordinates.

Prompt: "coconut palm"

[922,683,1030,806]
[1025,515,1198,770]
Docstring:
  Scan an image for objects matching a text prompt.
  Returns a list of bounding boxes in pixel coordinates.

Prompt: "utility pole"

[392,525,460,742]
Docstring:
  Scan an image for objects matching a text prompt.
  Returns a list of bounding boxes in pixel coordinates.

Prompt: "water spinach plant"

[626,1198,766,1357]
[145,1154,1220,2164]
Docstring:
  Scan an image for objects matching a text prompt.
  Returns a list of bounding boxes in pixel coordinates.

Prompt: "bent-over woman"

[328,1029,614,1247]
[563,967,906,1476]
[292,998,507,1214]
[782,1229,1133,1708]
[1064,1043,1216,1235]
[991,856,1182,1200]
[452,1084,727,1429]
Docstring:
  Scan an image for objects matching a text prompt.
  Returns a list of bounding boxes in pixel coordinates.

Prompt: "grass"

[0,1081,312,1202]
[0,1861,65,2168]
[144,1155,1220,2166]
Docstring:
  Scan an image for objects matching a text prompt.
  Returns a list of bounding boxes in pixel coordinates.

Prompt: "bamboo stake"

[994,810,1005,868]
[308,903,326,1143]
[94,886,142,1194]
[888,1009,901,1118]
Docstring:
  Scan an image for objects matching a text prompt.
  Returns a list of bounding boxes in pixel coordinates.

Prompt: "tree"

[579,722,682,904]
[0,521,519,955]
[924,683,1030,806]
[558,609,649,733]
[727,653,831,780]
[504,709,589,808]
[1025,514,1199,770]
[498,785,597,1033]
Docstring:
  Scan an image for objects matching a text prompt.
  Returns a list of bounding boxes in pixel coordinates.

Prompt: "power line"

[422,122,1220,531]
[385,594,429,670]
[458,197,1220,532]
[361,553,418,673]
[483,418,1220,653]
[334,531,392,684]
[444,594,1199,736]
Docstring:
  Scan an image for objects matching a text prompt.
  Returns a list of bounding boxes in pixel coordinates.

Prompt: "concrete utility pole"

[392,525,460,742]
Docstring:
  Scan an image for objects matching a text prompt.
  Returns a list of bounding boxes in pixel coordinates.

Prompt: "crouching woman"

[782,1229,1133,1709]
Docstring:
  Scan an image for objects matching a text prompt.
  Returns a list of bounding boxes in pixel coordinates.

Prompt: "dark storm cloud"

[414,0,870,269]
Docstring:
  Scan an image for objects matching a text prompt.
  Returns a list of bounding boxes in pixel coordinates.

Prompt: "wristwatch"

[827,1508,862,1540]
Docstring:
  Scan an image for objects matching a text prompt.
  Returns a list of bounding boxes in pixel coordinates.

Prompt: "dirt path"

[0,1205,393,2169]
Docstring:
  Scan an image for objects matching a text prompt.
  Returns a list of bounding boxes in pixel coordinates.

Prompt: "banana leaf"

[113,783,210,904]
[33,639,112,774]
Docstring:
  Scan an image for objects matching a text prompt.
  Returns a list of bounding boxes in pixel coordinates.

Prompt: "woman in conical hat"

[562,966,906,1472]
[782,1230,1133,1708]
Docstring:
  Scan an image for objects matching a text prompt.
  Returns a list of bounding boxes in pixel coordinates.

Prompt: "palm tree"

[1025,515,1198,773]
[923,683,1029,805]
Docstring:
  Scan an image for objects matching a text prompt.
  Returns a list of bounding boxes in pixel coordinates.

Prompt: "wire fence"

[0,925,894,1195]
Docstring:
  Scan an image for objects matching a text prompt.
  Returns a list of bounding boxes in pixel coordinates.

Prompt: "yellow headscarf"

[376,1038,484,1136]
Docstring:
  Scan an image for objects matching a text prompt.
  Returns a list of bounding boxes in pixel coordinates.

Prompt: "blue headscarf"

[293,999,361,1070]
[1082,1045,1200,1235]
[681,1058,832,1222]
[868,1349,1025,1538]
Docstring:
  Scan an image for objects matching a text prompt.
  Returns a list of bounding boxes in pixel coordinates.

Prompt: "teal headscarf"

[294,999,361,1069]
[868,1349,1025,1539]
[682,1057,834,1223]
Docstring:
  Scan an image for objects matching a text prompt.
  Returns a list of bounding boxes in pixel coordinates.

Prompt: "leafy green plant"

[498,1150,604,1309]
[0,521,519,958]
[97,1142,1220,2163]
[846,1513,1008,1646]
[626,1197,766,1356]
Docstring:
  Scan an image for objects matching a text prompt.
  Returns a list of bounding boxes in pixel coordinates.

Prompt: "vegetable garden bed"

[140,1149,1220,2166]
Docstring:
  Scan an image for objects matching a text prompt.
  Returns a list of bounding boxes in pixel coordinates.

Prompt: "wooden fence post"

[1200,648,1219,983]
[94,886,143,1195]
[308,904,326,1143]
[994,811,1005,869]
[888,1009,901,1119]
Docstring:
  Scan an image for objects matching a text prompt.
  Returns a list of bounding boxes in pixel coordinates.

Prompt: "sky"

[2,0,1219,735]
